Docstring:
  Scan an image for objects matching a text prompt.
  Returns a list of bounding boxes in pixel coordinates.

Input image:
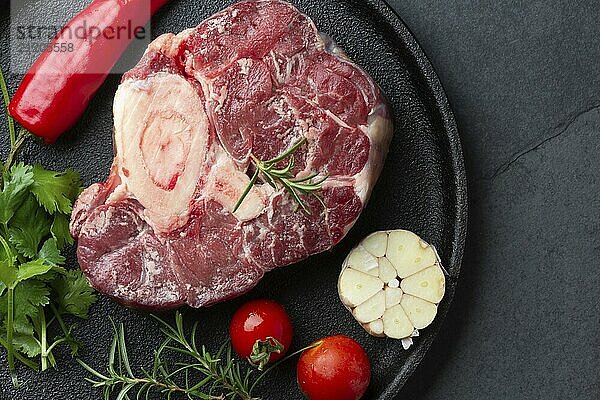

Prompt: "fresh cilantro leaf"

[0,163,33,224]
[0,279,48,347]
[13,333,41,358]
[49,265,67,277]
[12,317,35,336]
[30,165,81,215]
[15,259,53,285]
[52,270,96,318]
[8,163,34,184]
[8,195,40,227]
[50,213,73,248]
[25,265,67,284]
[8,196,51,258]
[0,293,39,357]
[0,67,93,376]
[38,238,65,266]
[12,279,50,330]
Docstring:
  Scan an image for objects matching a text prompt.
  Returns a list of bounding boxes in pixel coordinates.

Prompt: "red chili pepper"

[9,0,169,143]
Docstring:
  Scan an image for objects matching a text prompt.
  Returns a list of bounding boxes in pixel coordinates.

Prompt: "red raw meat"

[70,0,392,309]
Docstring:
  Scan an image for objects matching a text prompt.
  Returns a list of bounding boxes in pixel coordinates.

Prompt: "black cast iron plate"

[0,0,467,398]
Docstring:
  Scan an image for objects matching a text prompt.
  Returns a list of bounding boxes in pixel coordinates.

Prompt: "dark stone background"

[388,0,600,399]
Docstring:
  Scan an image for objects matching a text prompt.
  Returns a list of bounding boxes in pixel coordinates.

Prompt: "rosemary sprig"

[233,137,327,215]
[79,312,321,400]
[79,313,254,400]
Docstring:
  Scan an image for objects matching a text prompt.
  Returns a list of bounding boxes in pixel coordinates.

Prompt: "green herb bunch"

[80,312,320,400]
[0,67,97,384]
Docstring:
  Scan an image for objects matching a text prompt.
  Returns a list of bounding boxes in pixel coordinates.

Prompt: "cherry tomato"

[297,335,371,400]
[229,299,293,368]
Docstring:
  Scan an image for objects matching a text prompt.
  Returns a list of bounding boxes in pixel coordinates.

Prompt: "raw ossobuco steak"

[70,0,393,309]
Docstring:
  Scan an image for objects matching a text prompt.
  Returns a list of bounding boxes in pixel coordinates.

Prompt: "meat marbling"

[70,0,393,309]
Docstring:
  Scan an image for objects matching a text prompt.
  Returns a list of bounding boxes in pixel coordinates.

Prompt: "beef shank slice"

[71,0,393,309]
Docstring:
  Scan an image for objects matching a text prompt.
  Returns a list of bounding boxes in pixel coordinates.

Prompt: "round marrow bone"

[338,230,446,345]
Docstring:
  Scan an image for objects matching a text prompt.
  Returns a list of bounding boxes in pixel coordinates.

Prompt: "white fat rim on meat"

[353,106,394,204]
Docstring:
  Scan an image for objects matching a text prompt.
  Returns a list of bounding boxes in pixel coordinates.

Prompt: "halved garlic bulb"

[338,230,446,345]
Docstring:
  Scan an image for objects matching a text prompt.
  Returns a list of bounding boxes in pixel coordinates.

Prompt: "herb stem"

[3,129,29,177]
[39,307,48,371]
[232,167,259,213]
[120,377,188,394]
[249,153,261,165]
[0,66,15,149]
[45,337,69,356]
[50,303,73,346]
[6,287,16,385]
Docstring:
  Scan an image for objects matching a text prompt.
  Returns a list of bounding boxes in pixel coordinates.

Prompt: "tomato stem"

[249,340,322,394]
